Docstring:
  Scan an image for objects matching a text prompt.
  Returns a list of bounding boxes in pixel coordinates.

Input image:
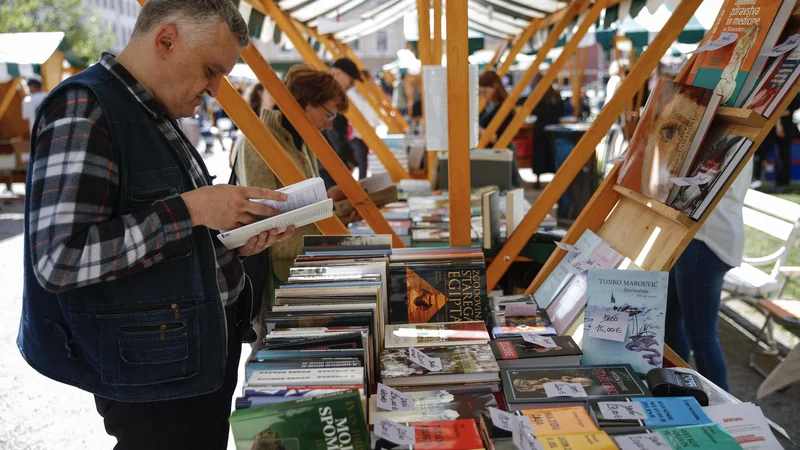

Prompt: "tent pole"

[0,77,22,126]
[432,0,443,65]
[446,0,471,247]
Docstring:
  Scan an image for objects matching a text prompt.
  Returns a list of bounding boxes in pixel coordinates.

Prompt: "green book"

[230,390,369,450]
[658,424,742,449]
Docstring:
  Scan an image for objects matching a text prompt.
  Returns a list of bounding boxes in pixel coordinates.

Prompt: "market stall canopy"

[0,32,65,83]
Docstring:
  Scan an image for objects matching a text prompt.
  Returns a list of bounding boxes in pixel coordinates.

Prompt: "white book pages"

[251,177,327,214]
[217,199,333,249]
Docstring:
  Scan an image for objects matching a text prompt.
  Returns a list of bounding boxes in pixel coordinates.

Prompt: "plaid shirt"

[28,53,244,305]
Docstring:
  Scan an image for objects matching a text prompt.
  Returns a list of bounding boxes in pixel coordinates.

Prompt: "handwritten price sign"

[374,416,416,446]
[616,433,671,450]
[670,172,711,187]
[408,346,443,372]
[599,401,647,420]
[376,383,415,411]
[761,34,800,57]
[689,32,738,54]
[521,334,557,348]
[543,382,588,398]
[589,309,630,342]
[555,242,582,253]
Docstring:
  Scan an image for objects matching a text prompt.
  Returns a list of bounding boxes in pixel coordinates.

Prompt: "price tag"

[489,407,516,431]
[689,32,738,54]
[608,155,627,164]
[568,258,595,274]
[505,303,539,317]
[589,309,630,342]
[670,172,711,186]
[512,415,541,450]
[555,242,581,253]
[521,334,557,348]
[408,346,443,372]
[599,401,647,420]
[761,34,800,57]
[376,383,415,411]
[615,433,671,450]
[543,382,588,398]
[374,416,416,446]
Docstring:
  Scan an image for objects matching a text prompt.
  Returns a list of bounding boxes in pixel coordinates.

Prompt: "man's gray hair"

[132,0,250,47]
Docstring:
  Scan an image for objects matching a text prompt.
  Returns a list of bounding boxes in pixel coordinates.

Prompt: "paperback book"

[370,419,484,450]
[367,389,497,424]
[380,344,500,388]
[519,406,600,435]
[581,269,669,375]
[489,335,582,368]
[588,397,713,434]
[617,80,721,203]
[745,34,800,117]
[384,321,491,348]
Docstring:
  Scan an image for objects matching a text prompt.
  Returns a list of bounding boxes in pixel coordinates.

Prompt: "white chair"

[724,189,800,347]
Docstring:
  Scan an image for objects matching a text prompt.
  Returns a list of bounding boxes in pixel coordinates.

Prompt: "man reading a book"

[18,1,293,449]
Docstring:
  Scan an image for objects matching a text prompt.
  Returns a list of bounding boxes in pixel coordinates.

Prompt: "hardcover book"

[384,321,491,348]
[482,190,500,249]
[745,37,800,117]
[491,308,557,338]
[230,390,369,450]
[669,125,753,219]
[367,389,497,424]
[489,336,582,368]
[380,344,500,387]
[617,80,721,203]
[501,365,650,409]
[581,269,669,375]
[687,0,796,106]
[370,419,484,450]
[388,263,487,324]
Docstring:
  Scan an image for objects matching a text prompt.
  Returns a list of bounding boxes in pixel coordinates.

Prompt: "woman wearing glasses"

[232,65,351,336]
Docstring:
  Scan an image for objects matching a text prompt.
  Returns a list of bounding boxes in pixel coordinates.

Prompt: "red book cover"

[413,419,484,449]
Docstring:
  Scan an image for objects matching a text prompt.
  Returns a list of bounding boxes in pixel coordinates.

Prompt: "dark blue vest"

[18,63,231,402]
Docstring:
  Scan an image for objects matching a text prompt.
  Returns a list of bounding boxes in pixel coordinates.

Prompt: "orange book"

[616,79,720,203]
[687,0,795,106]
[520,406,599,436]
[533,432,617,450]
[412,419,485,450]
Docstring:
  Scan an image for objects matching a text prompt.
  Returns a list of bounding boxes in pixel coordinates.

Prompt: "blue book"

[581,269,669,375]
[634,397,712,427]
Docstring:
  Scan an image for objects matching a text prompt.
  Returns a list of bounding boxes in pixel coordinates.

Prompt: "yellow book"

[520,406,599,436]
[533,432,616,450]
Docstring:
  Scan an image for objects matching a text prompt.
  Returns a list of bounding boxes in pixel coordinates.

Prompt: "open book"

[332,173,398,219]
[217,177,333,250]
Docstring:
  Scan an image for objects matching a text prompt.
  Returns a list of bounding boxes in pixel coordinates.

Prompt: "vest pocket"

[95,303,203,386]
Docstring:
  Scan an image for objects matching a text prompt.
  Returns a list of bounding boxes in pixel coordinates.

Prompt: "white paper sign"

[512,415,540,450]
[761,34,800,57]
[543,382,588,398]
[555,242,581,253]
[689,32,738,54]
[408,346,443,372]
[505,303,539,317]
[521,334,557,348]
[670,172,711,186]
[489,407,516,431]
[599,401,647,420]
[608,155,627,164]
[589,309,630,342]
[376,383,415,411]
[374,416,416,446]
[615,433,671,450]
[568,259,596,275]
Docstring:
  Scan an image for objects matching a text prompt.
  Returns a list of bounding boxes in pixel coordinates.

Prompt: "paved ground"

[0,148,797,448]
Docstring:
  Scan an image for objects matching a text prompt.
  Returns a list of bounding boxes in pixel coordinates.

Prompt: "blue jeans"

[665,239,731,390]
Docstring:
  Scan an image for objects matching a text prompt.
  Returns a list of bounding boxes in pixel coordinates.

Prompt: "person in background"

[392,72,409,117]
[348,69,382,179]
[246,83,264,115]
[532,78,564,189]
[665,159,753,391]
[233,65,354,333]
[317,58,361,190]
[20,1,294,448]
[604,60,625,107]
[773,95,800,192]
[478,70,515,146]
[21,78,47,133]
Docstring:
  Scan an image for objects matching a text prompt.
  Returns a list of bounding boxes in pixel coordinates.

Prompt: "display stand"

[485,0,705,290]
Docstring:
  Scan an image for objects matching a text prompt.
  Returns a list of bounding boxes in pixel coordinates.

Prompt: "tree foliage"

[0,0,116,66]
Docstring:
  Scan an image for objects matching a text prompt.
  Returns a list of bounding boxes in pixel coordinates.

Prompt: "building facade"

[86,0,140,52]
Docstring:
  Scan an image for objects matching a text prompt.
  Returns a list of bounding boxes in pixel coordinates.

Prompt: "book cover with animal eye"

[388,264,487,324]
[581,269,669,376]
[616,79,719,203]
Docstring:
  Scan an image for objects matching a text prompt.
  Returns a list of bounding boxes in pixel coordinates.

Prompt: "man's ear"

[154,25,178,57]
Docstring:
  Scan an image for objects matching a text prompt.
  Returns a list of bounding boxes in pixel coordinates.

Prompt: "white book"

[505,188,525,236]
